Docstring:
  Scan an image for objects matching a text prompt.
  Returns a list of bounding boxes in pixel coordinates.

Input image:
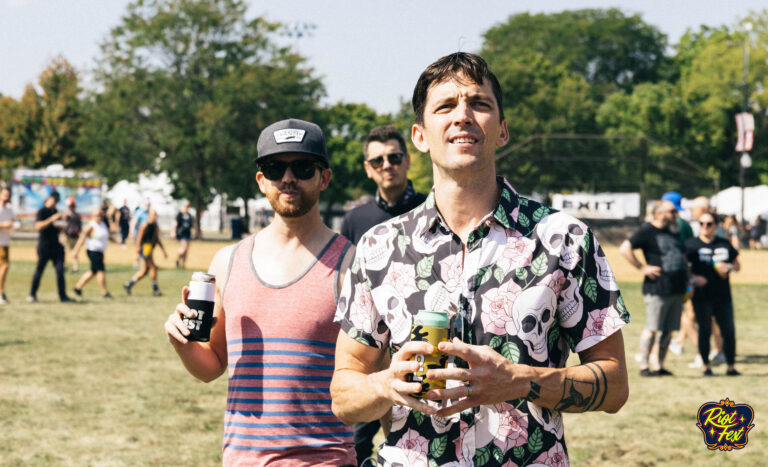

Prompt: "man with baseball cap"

[165,118,356,465]
[661,191,693,244]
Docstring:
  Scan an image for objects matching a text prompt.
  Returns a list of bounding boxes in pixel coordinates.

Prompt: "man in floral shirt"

[331,52,630,466]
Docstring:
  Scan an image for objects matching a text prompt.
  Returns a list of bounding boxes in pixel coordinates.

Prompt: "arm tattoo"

[554,363,608,412]
[525,381,541,401]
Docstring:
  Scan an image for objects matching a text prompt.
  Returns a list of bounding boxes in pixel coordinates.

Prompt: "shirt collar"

[375,179,417,213]
[416,176,521,238]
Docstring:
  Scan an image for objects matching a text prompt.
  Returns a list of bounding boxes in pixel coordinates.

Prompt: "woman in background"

[72,208,114,298]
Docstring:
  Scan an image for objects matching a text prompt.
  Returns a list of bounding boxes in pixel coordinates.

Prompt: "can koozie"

[406,311,450,398]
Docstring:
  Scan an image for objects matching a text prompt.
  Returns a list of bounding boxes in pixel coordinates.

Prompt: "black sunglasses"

[700,221,716,227]
[259,160,321,181]
[366,152,404,169]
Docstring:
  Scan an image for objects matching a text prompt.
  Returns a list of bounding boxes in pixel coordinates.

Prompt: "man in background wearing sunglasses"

[341,125,427,246]
[164,119,356,465]
[339,124,427,465]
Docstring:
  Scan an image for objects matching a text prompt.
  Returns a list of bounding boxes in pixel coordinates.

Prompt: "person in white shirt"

[0,187,16,305]
[71,207,114,298]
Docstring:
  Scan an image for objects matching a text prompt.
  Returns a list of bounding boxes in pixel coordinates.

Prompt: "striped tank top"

[221,233,355,466]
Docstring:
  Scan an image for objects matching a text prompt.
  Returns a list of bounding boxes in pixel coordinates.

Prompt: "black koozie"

[184,299,214,342]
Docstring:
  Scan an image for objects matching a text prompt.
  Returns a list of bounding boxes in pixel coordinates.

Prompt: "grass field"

[0,239,766,465]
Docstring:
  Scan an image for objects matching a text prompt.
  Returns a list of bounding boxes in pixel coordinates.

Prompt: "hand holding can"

[406,311,450,398]
[184,272,215,342]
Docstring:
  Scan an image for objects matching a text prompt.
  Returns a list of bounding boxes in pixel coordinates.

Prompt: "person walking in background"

[172,201,194,269]
[28,191,75,303]
[341,124,427,245]
[164,118,355,464]
[124,209,167,297]
[62,197,82,273]
[72,207,114,299]
[116,199,131,248]
[0,186,16,305]
[129,198,151,267]
[685,212,741,376]
[620,200,688,376]
[339,124,427,465]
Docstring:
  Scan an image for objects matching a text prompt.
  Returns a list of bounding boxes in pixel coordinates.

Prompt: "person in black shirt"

[339,124,427,465]
[27,191,74,303]
[116,199,132,246]
[341,125,427,246]
[620,200,688,376]
[685,212,741,376]
[173,201,194,269]
[124,209,167,296]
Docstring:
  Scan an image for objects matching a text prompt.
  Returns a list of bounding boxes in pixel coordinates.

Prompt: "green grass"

[1,262,766,465]
[0,262,227,465]
[565,282,767,466]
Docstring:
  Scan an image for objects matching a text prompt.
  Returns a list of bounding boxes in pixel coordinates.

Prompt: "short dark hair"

[363,125,407,159]
[49,190,60,202]
[412,52,504,126]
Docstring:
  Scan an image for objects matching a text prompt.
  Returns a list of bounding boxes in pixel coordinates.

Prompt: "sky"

[0,0,765,114]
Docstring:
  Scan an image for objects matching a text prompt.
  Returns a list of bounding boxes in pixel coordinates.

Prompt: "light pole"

[739,22,752,228]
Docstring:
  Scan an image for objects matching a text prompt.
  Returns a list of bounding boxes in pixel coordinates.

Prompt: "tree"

[82,0,323,237]
[1,57,84,172]
[32,57,86,168]
[481,9,669,94]
[314,102,391,223]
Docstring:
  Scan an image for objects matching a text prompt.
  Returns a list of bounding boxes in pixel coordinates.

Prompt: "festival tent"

[711,185,768,222]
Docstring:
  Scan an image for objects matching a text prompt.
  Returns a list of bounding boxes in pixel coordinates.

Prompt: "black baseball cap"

[255,118,328,165]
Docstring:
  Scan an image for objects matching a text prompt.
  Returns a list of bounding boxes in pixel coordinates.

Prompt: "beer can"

[406,311,450,398]
[185,272,215,342]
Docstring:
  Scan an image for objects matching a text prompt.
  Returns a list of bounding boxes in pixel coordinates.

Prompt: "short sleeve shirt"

[0,205,14,246]
[335,178,630,466]
[36,207,61,248]
[175,212,193,237]
[628,223,688,295]
[685,237,738,302]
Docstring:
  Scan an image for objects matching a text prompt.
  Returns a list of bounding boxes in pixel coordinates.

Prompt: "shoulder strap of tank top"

[220,236,249,306]
[331,234,352,302]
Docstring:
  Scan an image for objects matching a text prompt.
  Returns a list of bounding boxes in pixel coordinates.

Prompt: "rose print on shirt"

[481,280,523,335]
[494,403,529,452]
[497,233,536,274]
[533,442,568,467]
[383,261,420,298]
[349,282,376,334]
[395,429,429,467]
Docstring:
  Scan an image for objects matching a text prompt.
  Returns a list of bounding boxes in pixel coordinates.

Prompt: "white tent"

[711,185,768,222]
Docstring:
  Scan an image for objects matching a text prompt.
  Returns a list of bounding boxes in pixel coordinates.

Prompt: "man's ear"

[411,124,429,153]
[496,119,510,148]
[319,167,332,191]
[255,173,267,195]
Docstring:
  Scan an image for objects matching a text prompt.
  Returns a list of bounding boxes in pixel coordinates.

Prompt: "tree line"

[1,1,766,229]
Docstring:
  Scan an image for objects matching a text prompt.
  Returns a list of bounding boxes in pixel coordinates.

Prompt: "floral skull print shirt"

[335,177,630,466]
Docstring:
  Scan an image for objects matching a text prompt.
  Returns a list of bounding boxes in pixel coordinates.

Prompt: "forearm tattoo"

[553,363,608,412]
[525,381,541,401]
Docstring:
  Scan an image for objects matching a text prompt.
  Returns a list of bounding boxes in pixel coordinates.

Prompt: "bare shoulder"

[208,242,239,277]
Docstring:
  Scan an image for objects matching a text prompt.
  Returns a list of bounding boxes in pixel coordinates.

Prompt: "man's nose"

[282,166,298,181]
[453,100,474,125]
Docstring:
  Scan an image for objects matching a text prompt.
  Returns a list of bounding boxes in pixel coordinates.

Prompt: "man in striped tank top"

[165,119,356,466]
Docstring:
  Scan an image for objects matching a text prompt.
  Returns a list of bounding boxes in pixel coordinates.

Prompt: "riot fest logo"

[696,398,755,451]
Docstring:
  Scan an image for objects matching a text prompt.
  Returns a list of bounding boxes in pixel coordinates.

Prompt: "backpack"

[65,213,82,237]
